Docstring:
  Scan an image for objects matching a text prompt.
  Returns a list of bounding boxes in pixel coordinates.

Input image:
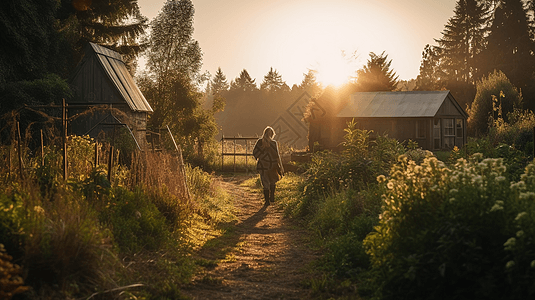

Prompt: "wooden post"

[40,129,44,165]
[16,121,24,181]
[94,141,99,167]
[166,125,191,201]
[107,145,114,182]
[62,98,67,180]
[233,137,236,173]
[245,140,248,174]
[221,134,224,171]
[8,145,11,178]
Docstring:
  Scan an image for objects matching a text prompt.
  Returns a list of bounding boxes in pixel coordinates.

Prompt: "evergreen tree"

[230,69,257,91]
[355,51,399,92]
[0,0,65,83]
[481,0,535,109]
[415,44,443,90]
[260,67,288,92]
[211,67,229,96]
[57,0,148,71]
[299,69,322,95]
[435,0,489,86]
[210,67,228,113]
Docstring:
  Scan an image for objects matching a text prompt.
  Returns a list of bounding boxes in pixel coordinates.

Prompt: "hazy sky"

[137,0,457,86]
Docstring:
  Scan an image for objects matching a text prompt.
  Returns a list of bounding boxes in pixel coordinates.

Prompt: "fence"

[1,103,190,202]
[220,135,258,172]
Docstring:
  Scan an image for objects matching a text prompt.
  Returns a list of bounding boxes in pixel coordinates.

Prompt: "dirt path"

[183,175,320,300]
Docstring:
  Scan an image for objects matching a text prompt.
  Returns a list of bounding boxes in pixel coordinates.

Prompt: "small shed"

[308,91,468,151]
[68,42,152,147]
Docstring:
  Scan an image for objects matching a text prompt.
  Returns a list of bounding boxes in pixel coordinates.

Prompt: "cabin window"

[416,120,426,138]
[444,118,455,149]
[456,119,463,138]
[433,119,441,149]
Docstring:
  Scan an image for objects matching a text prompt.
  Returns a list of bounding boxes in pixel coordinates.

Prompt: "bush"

[364,153,535,300]
[468,70,522,136]
[100,187,171,253]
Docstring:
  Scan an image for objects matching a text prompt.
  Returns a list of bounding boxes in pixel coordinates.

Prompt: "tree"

[435,0,489,87]
[141,0,216,157]
[298,69,322,95]
[57,0,148,72]
[415,44,443,91]
[480,0,535,109]
[260,67,288,93]
[210,67,228,113]
[467,70,522,136]
[211,67,229,96]
[355,51,399,92]
[230,69,257,92]
[0,0,65,83]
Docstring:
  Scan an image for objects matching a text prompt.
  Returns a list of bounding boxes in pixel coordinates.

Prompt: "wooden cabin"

[68,42,152,148]
[308,91,468,151]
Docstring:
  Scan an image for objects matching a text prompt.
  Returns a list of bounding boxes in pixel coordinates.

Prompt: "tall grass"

[0,132,234,298]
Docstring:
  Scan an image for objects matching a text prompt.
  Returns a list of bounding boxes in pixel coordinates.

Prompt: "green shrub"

[100,187,170,253]
[468,70,522,136]
[364,154,535,300]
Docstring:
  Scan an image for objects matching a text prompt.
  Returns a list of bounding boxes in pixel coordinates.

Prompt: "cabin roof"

[337,91,460,118]
[86,42,152,112]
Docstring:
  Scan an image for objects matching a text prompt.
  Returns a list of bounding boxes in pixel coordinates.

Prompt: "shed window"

[456,119,463,138]
[416,120,426,138]
[444,119,454,136]
[444,118,455,149]
[433,119,441,149]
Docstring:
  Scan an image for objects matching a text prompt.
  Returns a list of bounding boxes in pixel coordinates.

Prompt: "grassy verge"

[0,136,236,299]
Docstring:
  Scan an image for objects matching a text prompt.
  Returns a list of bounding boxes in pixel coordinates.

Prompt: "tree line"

[415,0,535,112]
[2,0,534,157]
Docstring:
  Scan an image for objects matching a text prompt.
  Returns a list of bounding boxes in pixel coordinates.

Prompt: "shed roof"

[87,42,152,112]
[337,91,454,118]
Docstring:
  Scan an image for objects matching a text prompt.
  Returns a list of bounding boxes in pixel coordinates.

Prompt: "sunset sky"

[137,0,457,87]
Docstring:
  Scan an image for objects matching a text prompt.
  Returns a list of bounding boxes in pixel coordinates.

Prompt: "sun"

[314,53,355,88]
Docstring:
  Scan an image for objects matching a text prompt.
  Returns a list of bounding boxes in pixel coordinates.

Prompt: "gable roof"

[337,91,463,118]
[77,42,153,112]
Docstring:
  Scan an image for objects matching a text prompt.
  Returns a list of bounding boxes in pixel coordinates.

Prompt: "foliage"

[0,73,72,114]
[140,0,218,165]
[0,0,65,83]
[468,70,522,136]
[100,187,170,253]
[230,69,258,92]
[57,0,148,71]
[0,244,30,299]
[481,0,535,110]
[0,133,234,298]
[355,51,399,92]
[434,0,488,86]
[260,67,289,93]
[364,154,535,300]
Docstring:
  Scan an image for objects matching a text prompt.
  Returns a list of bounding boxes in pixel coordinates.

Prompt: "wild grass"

[0,133,234,299]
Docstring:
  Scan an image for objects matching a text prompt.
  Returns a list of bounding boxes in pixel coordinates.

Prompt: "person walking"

[253,126,284,206]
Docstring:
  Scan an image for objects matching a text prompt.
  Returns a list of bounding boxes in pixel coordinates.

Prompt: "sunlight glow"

[314,53,355,87]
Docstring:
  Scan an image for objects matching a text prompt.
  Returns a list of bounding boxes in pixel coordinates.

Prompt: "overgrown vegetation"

[280,110,535,299]
[0,134,234,299]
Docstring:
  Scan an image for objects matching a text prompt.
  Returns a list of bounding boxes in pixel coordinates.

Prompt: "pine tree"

[435,0,489,86]
[260,67,288,92]
[230,69,257,92]
[415,44,443,90]
[57,0,148,71]
[299,69,322,95]
[211,67,229,96]
[355,52,399,92]
[481,0,535,108]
